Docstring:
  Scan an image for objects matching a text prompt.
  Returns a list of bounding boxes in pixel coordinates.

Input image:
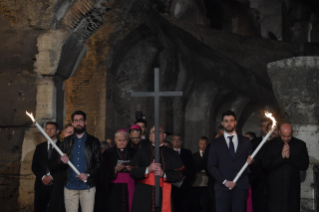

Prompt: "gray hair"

[115,131,129,140]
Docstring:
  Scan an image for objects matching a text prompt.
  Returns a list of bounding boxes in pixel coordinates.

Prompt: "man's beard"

[74,125,86,134]
[224,126,235,133]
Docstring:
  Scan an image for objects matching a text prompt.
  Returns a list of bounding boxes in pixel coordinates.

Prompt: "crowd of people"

[31,110,310,212]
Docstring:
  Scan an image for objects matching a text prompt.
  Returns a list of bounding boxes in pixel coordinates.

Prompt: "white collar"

[224,131,237,138]
[48,139,57,149]
[49,139,57,144]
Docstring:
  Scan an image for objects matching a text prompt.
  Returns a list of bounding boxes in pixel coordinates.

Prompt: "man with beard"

[96,129,136,212]
[130,126,184,212]
[263,123,309,212]
[49,110,102,212]
[208,111,254,212]
[32,122,60,212]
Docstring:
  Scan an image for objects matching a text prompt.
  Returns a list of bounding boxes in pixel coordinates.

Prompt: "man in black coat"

[263,123,309,212]
[208,110,254,212]
[249,118,271,212]
[192,136,210,212]
[171,134,196,212]
[49,110,102,212]
[31,121,60,212]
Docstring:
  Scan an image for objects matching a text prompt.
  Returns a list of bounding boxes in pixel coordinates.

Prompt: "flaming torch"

[26,111,86,183]
[230,111,277,188]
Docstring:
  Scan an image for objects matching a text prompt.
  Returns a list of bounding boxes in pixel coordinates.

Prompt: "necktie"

[47,143,52,174]
[201,151,204,158]
[228,136,235,158]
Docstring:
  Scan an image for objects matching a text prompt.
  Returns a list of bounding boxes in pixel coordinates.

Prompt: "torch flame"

[26,111,35,122]
[265,111,276,128]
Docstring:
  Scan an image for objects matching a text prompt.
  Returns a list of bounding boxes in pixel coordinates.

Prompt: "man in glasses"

[49,110,102,212]
[129,124,143,149]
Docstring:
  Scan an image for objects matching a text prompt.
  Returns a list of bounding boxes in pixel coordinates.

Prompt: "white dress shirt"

[173,148,181,155]
[47,139,58,150]
[199,150,205,158]
[42,139,57,180]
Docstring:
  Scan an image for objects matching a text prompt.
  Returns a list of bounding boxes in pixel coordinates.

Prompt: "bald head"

[279,123,293,143]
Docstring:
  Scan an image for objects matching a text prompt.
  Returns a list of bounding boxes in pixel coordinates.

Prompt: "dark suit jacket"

[193,151,206,172]
[32,140,60,191]
[179,148,196,189]
[208,134,252,190]
[249,136,267,184]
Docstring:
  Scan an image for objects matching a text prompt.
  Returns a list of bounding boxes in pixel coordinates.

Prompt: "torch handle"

[229,126,276,189]
[34,121,87,183]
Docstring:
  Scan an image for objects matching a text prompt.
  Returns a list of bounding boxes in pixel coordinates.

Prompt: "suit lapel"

[234,136,243,159]
[44,141,48,160]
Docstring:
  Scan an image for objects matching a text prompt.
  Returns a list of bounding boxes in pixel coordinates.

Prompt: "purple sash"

[247,186,253,212]
[110,173,135,212]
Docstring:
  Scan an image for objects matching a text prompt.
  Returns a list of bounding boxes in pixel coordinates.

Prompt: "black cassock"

[95,146,136,212]
[130,145,184,212]
[262,137,309,212]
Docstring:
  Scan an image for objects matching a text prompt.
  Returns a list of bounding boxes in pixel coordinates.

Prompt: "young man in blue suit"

[208,110,254,212]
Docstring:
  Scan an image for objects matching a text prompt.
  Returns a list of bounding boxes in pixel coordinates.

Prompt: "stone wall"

[268,56,319,211]
[64,23,118,141]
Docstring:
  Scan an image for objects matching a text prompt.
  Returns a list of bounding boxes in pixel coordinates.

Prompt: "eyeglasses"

[131,137,141,140]
[73,119,84,123]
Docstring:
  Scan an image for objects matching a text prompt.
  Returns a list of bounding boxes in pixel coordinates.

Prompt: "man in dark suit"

[249,118,271,212]
[31,121,60,212]
[192,136,210,212]
[171,134,196,212]
[208,110,254,212]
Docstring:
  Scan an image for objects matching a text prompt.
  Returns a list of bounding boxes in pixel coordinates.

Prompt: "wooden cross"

[131,67,183,207]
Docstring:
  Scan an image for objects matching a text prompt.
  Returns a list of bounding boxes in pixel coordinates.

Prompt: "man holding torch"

[49,110,102,212]
[208,111,254,212]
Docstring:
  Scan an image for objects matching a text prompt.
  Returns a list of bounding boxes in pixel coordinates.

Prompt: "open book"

[117,160,130,166]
